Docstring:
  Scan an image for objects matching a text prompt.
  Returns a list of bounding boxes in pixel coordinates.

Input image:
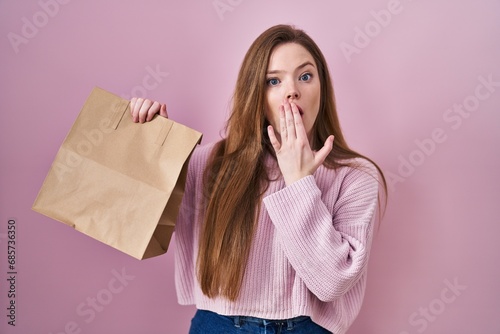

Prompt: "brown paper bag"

[32,87,202,260]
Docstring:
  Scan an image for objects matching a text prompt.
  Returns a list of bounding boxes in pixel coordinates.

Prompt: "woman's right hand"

[130,97,168,123]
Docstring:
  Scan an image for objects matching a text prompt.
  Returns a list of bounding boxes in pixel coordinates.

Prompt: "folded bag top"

[32,87,202,259]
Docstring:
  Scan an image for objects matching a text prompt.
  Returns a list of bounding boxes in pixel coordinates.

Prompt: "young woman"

[130,24,387,334]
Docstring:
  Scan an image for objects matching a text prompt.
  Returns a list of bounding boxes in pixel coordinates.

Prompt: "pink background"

[1,1,499,333]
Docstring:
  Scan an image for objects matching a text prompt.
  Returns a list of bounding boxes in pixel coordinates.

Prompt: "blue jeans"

[189,309,332,334]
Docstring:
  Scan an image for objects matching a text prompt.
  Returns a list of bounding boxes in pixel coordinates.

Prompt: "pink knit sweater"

[174,142,380,334]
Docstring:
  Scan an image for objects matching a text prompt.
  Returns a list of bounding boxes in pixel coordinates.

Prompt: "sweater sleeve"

[262,161,380,302]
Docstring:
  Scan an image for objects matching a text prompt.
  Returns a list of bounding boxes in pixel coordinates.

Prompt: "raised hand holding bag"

[32,87,202,259]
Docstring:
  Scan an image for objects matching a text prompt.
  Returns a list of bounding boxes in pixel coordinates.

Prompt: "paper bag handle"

[108,99,174,146]
[155,120,173,146]
[110,100,130,130]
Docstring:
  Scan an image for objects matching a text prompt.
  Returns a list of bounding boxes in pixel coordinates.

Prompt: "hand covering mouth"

[296,104,304,116]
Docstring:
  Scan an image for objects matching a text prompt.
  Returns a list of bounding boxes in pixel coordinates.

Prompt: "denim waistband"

[226,314,310,329]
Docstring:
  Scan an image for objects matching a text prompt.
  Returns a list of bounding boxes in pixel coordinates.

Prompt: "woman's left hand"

[267,100,334,186]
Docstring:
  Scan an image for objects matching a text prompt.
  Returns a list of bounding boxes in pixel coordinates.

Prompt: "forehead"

[267,43,315,71]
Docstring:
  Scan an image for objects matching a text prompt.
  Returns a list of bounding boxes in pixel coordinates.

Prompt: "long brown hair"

[197,24,387,301]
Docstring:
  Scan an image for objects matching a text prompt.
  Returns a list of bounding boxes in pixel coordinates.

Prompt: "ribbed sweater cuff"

[263,175,320,226]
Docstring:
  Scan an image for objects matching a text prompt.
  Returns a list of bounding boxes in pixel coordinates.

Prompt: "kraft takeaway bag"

[32,87,202,259]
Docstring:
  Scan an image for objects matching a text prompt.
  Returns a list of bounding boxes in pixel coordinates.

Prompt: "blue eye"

[267,78,280,86]
[300,73,312,81]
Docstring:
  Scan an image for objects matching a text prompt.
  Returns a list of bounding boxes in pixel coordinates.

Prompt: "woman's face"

[264,42,321,142]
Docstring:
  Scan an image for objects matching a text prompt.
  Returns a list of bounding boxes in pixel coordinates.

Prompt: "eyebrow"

[266,61,315,75]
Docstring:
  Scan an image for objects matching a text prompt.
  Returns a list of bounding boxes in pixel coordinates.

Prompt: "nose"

[286,82,300,101]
